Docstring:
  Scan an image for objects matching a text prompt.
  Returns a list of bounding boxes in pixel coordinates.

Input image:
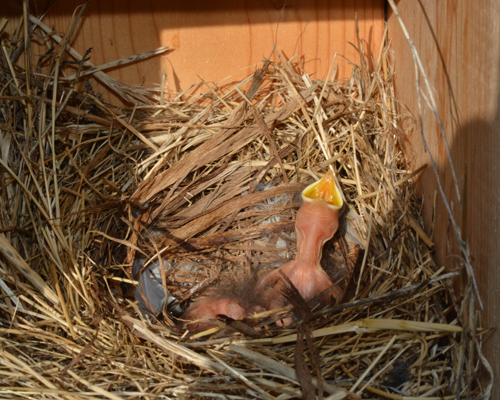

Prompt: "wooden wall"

[388,1,500,393]
[4,0,385,104]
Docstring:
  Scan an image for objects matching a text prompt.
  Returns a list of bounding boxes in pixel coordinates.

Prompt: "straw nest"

[0,10,491,400]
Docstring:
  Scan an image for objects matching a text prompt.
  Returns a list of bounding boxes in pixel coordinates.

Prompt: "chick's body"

[181,297,246,332]
[256,171,345,312]
[181,271,265,332]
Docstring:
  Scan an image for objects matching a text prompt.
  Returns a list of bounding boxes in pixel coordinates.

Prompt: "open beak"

[302,170,343,209]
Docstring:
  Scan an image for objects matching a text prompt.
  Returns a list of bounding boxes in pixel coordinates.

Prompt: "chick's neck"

[294,199,340,269]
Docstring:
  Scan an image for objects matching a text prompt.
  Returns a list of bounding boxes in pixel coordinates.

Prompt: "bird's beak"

[302,170,343,209]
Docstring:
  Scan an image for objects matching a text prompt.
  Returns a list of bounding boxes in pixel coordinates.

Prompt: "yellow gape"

[302,170,343,207]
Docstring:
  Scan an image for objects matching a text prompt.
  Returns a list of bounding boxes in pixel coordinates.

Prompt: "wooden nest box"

[2,0,498,397]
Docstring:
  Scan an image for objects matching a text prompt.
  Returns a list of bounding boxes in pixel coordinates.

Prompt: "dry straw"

[0,4,491,400]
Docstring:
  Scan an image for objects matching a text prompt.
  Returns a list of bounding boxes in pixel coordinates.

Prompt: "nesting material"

[0,10,491,400]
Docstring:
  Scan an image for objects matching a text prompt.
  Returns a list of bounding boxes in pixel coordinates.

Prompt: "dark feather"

[134,258,183,320]
[135,265,167,319]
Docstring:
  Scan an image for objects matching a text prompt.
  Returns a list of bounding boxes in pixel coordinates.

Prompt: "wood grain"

[4,0,384,104]
[388,1,500,392]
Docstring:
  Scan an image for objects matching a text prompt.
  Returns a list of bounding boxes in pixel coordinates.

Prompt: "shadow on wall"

[406,0,500,325]
[395,0,500,389]
[418,42,500,399]
[4,0,385,25]
[3,0,385,105]
[451,115,500,383]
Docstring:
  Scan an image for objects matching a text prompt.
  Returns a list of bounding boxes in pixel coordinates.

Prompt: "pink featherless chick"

[180,272,265,333]
[256,170,345,315]
[181,297,247,332]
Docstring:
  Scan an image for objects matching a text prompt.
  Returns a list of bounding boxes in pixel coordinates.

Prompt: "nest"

[0,8,491,400]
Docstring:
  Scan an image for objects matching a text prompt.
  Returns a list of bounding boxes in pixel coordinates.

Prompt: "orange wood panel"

[4,0,384,104]
[388,1,500,392]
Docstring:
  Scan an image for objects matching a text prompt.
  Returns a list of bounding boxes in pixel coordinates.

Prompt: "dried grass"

[0,7,491,400]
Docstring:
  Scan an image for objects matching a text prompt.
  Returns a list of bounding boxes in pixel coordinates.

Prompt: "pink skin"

[183,171,344,331]
[182,297,247,332]
[256,186,343,313]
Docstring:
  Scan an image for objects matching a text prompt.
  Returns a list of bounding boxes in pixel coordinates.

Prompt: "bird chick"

[181,297,248,332]
[181,271,265,333]
[256,170,345,314]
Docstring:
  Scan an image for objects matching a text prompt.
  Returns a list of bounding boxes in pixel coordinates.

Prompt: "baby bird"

[181,271,265,332]
[256,170,345,313]
[181,297,248,332]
